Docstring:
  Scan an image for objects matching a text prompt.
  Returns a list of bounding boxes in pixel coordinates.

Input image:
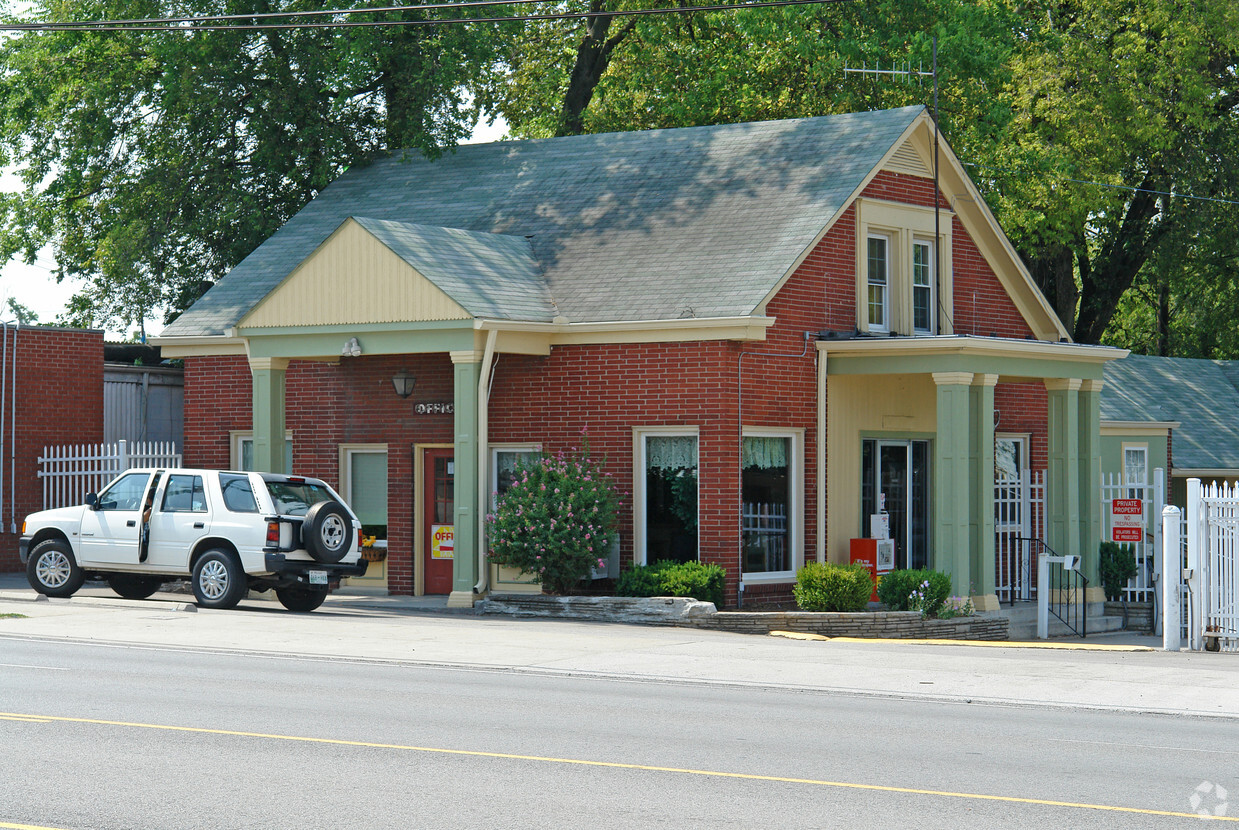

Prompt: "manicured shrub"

[616,560,726,607]
[1099,541,1138,601]
[793,562,873,612]
[877,568,952,617]
[486,448,619,594]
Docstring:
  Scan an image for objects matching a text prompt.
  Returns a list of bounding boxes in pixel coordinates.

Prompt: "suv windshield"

[264,480,333,516]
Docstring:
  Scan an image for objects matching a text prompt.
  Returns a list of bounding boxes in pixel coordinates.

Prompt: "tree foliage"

[0,0,498,333]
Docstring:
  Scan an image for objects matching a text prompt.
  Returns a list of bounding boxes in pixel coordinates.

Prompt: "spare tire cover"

[302,500,352,563]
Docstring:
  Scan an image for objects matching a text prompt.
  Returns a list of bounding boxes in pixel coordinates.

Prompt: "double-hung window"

[867,235,890,333]
[912,239,934,334]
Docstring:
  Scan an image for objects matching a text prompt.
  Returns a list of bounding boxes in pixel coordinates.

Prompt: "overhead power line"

[0,0,858,32]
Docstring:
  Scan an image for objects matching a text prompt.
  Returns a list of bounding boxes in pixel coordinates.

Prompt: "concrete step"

[1001,601,1129,640]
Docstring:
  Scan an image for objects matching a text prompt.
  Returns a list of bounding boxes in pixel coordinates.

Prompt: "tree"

[0,0,498,333]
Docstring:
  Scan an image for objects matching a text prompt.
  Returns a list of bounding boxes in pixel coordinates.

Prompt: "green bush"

[486,448,619,594]
[792,562,873,612]
[1099,541,1138,601]
[616,560,726,607]
[877,568,952,616]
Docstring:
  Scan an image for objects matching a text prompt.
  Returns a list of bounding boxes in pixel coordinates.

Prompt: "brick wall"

[0,327,105,571]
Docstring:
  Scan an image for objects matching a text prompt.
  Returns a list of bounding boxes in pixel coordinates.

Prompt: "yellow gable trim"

[238,218,472,329]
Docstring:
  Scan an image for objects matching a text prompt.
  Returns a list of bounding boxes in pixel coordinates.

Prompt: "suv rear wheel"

[191,549,247,609]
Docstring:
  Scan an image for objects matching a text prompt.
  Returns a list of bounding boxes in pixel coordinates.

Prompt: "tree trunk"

[557,0,638,136]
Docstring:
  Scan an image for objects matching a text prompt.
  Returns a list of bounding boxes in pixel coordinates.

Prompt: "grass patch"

[0,612,26,619]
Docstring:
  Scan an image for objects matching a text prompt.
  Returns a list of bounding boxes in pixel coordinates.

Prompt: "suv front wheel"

[191,549,247,610]
[27,539,85,598]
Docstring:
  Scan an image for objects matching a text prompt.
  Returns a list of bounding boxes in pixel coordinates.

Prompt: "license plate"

[308,570,329,585]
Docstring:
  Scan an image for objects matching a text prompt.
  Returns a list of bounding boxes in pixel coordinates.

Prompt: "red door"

[423,449,455,595]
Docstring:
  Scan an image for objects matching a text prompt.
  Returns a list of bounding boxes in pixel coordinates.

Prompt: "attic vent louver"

[884,142,929,177]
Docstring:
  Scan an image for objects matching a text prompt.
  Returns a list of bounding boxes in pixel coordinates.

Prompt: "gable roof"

[1103,354,1239,472]
[164,106,931,337]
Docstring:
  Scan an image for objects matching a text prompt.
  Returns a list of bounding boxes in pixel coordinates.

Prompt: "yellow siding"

[241,219,471,328]
[826,373,937,564]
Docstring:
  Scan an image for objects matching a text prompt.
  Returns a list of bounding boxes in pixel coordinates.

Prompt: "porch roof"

[819,334,1126,380]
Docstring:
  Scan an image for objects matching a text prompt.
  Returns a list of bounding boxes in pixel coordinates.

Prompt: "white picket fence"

[1167,478,1239,652]
[38,440,181,510]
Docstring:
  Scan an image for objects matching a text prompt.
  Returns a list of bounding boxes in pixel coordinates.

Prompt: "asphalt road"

[2,637,1237,829]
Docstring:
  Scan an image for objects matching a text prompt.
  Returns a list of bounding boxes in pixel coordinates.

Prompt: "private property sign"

[1111,499,1144,542]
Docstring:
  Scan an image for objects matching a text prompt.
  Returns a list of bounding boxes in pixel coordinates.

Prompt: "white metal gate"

[38,439,181,510]
[1100,468,1165,602]
[994,470,1045,603]
[1172,478,1239,652]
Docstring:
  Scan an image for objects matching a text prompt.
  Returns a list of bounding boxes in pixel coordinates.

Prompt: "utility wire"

[0,0,859,32]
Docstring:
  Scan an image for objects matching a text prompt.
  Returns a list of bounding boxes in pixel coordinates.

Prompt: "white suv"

[20,468,364,612]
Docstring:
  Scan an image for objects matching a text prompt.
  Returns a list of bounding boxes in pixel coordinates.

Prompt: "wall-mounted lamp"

[392,370,416,399]
[341,337,361,357]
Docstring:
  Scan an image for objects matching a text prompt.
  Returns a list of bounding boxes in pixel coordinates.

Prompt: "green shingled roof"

[164,106,926,337]
[351,218,554,321]
[1103,354,1239,471]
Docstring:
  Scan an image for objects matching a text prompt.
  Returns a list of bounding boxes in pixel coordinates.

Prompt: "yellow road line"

[0,715,50,723]
[0,822,71,829]
[1,710,1230,821]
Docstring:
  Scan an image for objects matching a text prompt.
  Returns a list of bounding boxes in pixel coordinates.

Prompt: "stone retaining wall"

[481,594,1009,640]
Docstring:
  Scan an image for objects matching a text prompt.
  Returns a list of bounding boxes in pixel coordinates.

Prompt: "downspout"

[736,331,816,609]
[0,323,7,525]
[474,327,498,596]
[9,322,17,533]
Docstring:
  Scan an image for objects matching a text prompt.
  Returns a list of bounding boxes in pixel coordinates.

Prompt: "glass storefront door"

[862,439,930,570]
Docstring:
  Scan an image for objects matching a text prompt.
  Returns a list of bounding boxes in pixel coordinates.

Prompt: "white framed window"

[1123,443,1148,499]
[634,427,699,566]
[741,428,803,581]
[912,239,935,334]
[341,445,388,542]
[490,443,542,506]
[867,234,890,333]
[231,430,293,474]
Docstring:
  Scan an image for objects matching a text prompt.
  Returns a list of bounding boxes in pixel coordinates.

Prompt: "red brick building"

[159,107,1124,609]
[0,326,104,572]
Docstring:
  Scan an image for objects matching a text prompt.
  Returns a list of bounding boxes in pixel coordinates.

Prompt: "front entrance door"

[862,439,930,570]
[422,448,455,595]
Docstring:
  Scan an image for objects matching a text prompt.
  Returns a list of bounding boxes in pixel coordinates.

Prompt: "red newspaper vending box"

[850,538,879,602]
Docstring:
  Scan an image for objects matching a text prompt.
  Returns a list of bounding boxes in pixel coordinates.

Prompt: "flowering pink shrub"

[486,448,620,594]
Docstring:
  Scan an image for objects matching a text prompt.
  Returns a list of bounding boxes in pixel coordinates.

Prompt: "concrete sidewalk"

[2,573,1237,719]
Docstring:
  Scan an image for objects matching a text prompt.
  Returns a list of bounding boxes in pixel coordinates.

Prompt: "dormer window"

[854,198,953,336]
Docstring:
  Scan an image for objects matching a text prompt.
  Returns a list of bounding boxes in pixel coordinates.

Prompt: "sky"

[0,114,511,341]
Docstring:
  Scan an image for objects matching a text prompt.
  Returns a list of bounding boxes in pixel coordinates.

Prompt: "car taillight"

[358,529,364,550]
[267,521,280,546]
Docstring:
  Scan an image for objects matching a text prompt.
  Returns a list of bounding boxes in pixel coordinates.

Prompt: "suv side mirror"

[85,493,98,509]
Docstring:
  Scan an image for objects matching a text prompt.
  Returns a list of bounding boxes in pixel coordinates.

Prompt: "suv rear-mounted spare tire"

[301,500,352,563]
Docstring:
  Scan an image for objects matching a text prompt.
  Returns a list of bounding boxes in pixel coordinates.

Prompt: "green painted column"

[1078,379,1103,589]
[934,372,974,596]
[249,357,288,474]
[969,374,997,600]
[1045,378,1082,560]
[447,352,482,608]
